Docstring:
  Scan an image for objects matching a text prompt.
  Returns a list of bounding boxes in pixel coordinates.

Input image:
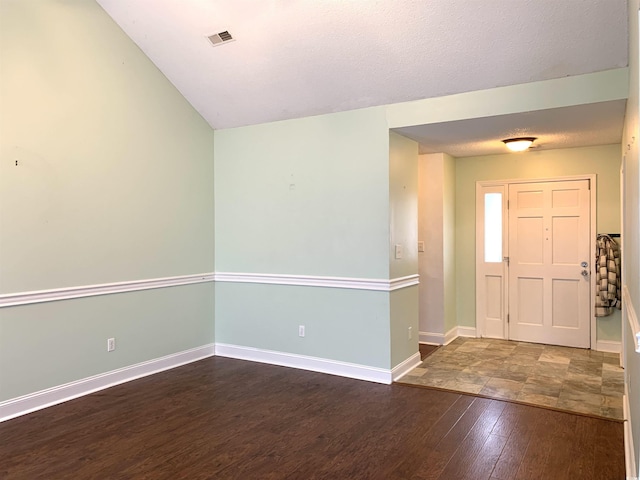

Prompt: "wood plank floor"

[0,356,625,479]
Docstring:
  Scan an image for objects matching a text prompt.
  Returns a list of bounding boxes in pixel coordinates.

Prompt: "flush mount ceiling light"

[502,137,537,152]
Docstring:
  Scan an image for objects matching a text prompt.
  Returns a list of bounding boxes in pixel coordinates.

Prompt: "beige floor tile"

[601,395,623,408]
[442,380,484,394]
[521,381,562,398]
[534,362,570,377]
[479,385,521,400]
[404,367,427,378]
[516,392,558,407]
[556,398,602,416]
[539,352,571,364]
[398,338,623,420]
[558,389,602,407]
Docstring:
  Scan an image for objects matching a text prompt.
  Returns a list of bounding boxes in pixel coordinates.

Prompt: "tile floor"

[397,337,625,420]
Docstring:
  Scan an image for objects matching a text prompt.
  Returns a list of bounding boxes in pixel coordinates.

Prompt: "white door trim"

[476,174,597,350]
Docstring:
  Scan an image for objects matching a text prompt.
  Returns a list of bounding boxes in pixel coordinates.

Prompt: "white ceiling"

[96,0,629,154]
[395,100,627,157]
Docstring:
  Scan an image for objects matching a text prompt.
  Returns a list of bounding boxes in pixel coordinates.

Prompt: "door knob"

[581,261,588,268]
[581,270,589,277]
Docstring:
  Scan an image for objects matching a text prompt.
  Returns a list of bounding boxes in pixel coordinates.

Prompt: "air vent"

[207,31,234,47]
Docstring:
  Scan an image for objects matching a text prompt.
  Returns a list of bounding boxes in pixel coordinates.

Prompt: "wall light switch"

[418,241,425,252]
[395,244,403,259]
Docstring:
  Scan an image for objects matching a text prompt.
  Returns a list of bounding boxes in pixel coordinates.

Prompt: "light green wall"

[389,133,419,365]
[386,69,628,129]
[214,107,390,279]
[443,153,457,332]
[623,0,640,473]
[214,108,398,369]
[417,154,445,336]
[0,284,214,400]
[215,283,390,368]
[389,132,418,279]
[455,145,622,343]
[625,2,640,311]
[390,286,419,367]
[0,1,215,401]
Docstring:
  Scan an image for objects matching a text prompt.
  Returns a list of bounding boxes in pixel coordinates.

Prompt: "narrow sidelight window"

[484,193,502,262]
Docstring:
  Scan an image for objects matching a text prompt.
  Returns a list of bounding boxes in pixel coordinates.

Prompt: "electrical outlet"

[298,325,305,337]
[408,326,412,340]
[107,337,116,352]
[395,244,403,259]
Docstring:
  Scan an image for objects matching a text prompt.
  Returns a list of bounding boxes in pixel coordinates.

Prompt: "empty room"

[1,1,639,479]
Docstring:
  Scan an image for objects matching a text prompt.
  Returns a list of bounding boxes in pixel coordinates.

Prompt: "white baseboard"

[624,286,640,353]
[595,339,622,354]
[444,327,458,345]
[419,331,445,345]
[0,344,215,423]
[443,326,477,345]
[215,343,394,384]
[457,326,477,338]
[624,384,638,479]
[420,326,477,346]
[392,352,422,381]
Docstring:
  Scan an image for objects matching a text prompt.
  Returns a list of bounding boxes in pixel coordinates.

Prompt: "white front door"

[507,180,591,348]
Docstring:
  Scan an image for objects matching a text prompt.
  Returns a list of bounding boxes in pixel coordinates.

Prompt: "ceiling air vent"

[207,31,234,47]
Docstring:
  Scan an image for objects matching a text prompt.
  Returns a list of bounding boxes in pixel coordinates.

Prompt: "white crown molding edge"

[1,273,420,308]
[391,352,422,381]
[624,384,638,480]
[0,273,216,308]
[623,286,640,353]
[214,272,419,292]
[0,343,215,423]
[215,343,393,384]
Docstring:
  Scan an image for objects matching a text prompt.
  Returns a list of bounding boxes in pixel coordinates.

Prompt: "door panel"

[508,180,591,348]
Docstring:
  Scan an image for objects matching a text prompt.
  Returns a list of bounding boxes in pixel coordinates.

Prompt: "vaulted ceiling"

[97,0,629,156]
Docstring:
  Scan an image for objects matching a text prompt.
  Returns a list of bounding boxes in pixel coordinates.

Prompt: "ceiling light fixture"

[502,137,537,152]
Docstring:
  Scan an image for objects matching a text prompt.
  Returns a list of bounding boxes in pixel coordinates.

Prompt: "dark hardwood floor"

[0,356,625,479]
[419,343,439,360]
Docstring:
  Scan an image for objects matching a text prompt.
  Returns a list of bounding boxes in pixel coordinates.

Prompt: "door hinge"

[503,256,510,265]
[507,314,510,324]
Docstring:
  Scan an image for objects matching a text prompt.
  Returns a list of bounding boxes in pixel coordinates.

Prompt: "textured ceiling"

[96,0,628,131]
[395,100,627,157]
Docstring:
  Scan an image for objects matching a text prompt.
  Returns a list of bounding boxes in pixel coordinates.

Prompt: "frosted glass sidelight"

[484,193,502,262]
